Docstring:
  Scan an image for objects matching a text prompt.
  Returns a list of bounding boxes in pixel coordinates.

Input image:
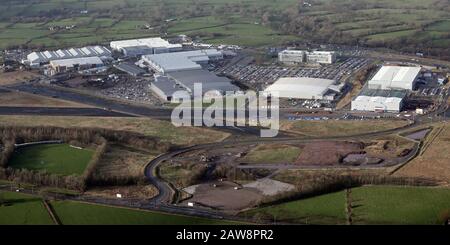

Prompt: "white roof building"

[264,77,340,100]
[141,49,223,74]
[26,46,111,67]
[368,66,421,90]
[110,37,182,54]
[50,56,104,68]
[351,89,407,112]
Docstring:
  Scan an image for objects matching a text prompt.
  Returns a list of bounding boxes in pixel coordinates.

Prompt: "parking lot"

[216,57,370,91]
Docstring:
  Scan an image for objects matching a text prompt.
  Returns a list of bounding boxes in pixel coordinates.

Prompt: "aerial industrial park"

[0,0,450,229]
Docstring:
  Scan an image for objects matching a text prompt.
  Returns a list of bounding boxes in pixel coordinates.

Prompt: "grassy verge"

[0,116,230,146]
[280,120,409,137]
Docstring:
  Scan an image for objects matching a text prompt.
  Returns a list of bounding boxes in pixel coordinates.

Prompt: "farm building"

[49,57,104,75]
[25,46,111,68]
[264,77,343,100]
[110,37,182,56]
[141,49,223,74]
[368,66,421,90]
[351,88,407,112]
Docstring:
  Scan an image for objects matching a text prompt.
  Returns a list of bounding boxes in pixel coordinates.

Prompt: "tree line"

[0,126,171,191]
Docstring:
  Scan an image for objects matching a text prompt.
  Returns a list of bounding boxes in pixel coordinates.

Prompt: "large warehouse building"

[351,89,407,112]
[141,49,223,74]
[110,37,182,56]
[146,49,238,101]
[264,77,343,100]
[368,66,421,90]
[49,56,104,75]
[278,50,336,65]
[25,46,111,67]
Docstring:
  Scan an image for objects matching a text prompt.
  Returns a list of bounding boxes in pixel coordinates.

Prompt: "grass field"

[168,17,298,47]
[280,119,409,137]
[0,191,54,225]
[9,143,94,175]
[243,190,347,224]
[51,200,242,225]
[241,144,301,164]
[0,116,230,146]
[0,0,448,50]
[0,90,92,108]
[394,123,450,183]
[243,186,450,225]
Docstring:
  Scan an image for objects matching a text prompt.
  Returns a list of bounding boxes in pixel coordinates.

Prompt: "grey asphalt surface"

[0,106,134,117]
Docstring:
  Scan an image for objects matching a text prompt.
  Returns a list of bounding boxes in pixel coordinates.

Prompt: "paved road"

[0,106,134,117]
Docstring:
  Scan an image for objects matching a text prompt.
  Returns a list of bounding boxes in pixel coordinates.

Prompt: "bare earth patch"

[183,181,262,211]
[243,178,295,196]
[0,71,39,85]
[295,141,364,166]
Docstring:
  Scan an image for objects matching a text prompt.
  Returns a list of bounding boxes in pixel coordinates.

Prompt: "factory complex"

[17,36,443,115]
[143,49,238,101]
[351,65,422,112]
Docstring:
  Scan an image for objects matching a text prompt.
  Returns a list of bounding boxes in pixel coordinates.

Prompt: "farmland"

[0,191,54,225]
[0,0,447,55]
[9,143,94,175]
[0,191,240,225]
[243,186,450,225]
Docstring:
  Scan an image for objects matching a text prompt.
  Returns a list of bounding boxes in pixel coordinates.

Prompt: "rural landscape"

[0,0,450,228]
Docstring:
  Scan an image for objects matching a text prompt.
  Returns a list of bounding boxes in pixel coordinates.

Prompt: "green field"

[0,191,241,225]
[0,191,54,225]
[51,200,242,225]
[241,144,301,164]
[9,143,94,175]
[0,0,448,50]
[243,186,450,225]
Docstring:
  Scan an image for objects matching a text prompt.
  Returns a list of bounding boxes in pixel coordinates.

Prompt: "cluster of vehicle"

[218,57,370,91]
[415,87,448,97]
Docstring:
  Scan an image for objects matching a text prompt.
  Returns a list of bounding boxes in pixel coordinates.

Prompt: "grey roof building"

[114,62,147,77]
[26,46,111,67]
